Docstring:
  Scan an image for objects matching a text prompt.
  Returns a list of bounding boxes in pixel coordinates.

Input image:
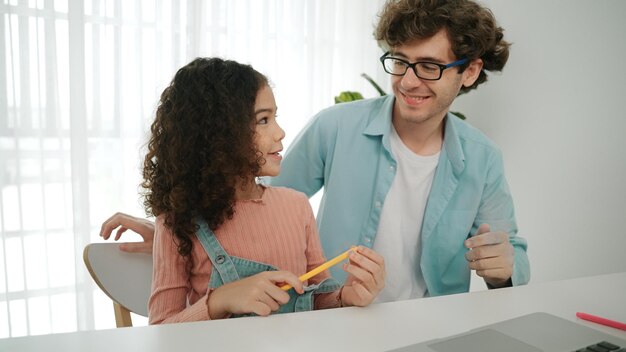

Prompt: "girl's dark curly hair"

[374,0,510,94]
[141,57,268,260]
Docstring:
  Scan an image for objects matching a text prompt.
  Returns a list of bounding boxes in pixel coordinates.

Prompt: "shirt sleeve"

[148,217,210,324]
[476,148,530,286]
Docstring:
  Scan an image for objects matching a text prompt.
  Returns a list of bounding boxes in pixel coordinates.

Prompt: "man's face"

[389,29,482,128]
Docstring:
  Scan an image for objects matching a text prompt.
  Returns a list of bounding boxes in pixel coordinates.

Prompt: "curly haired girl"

[142,57,385,324]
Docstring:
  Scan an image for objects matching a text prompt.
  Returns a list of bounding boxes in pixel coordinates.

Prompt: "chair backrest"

[83,243,152,327]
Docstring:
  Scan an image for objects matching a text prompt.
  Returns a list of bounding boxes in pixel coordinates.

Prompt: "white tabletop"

[2,272,625,352]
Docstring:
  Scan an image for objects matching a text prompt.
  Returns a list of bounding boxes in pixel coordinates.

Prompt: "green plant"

[334,91,364,104]
[334,74,384,104]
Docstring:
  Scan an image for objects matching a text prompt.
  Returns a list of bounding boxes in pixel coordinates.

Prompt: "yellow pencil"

[280,247,356,291]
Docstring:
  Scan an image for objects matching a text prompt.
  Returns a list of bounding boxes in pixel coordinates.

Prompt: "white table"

[2,272,625,352]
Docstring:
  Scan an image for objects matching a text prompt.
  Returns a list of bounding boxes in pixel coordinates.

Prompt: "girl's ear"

[461,58,483,88]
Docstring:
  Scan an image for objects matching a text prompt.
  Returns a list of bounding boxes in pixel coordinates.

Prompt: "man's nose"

[400,67,423,89]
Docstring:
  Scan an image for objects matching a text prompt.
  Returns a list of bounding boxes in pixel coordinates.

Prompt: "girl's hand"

[340,246,385,307]
[207,271,304,319]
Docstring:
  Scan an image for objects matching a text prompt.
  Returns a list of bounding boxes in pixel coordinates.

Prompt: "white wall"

[452,0,626,284]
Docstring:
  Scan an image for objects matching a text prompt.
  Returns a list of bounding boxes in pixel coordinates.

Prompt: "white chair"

[83,243,152,327]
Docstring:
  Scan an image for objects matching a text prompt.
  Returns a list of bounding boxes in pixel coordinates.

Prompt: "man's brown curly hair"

[141,57,268,260]
[374,0,510,94]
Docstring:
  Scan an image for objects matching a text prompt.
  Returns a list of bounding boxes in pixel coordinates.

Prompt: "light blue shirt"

[270,95,530,296]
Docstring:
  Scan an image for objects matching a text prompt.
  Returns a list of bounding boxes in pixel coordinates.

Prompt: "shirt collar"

[362,95,465,175]
[363,95,395,137]
[442,112,466,176]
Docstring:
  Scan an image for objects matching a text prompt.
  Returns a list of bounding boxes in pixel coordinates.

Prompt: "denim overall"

[195,220,341,315]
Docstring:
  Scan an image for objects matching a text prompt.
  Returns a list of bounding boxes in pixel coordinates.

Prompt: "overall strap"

[195,219,241,284]
[291,277,342,312]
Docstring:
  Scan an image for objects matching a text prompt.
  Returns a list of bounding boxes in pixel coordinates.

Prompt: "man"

[102,0,529,302]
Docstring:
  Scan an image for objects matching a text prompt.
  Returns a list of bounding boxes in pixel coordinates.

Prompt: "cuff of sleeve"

[206,288,232,320]
[313,287,343,309]
[486,278,512,289]
[205,289,216,320]
[337,286,345,307]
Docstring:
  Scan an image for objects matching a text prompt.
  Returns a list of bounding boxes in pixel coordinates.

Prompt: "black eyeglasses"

[379,52,468,81]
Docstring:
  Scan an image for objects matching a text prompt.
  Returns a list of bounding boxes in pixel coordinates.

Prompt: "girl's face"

[253,85,285,177]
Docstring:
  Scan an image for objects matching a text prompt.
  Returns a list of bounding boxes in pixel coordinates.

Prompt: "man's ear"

[462,58,484,87]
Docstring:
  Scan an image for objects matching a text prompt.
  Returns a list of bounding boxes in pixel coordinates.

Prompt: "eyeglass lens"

[383,58,442,80]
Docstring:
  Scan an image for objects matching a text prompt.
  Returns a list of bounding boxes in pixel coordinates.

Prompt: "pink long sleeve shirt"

[148,186,341,324]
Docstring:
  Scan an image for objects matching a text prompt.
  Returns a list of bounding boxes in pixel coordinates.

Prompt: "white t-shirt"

[373,126,439,303]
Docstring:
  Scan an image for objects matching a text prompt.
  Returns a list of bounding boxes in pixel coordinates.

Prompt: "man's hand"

[464,223,514,288]
[99,212,156,253]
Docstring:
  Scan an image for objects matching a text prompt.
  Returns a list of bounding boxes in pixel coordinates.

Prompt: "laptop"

[388,312,626,352]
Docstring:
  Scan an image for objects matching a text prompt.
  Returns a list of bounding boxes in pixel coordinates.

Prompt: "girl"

[142,58,385,324]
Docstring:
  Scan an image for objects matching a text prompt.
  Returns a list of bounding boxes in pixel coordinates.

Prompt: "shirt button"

[364,238,372,244]
[389,165,395,171]
[216,255,226,264]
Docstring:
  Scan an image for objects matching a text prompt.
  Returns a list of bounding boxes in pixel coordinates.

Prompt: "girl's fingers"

[355,246,385,267]
[250,301,272,316]
[342,282,374,307]
[344,263,378,292]
[267,271,304,294]
[257,291,281,312]
[346,248,385,289]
